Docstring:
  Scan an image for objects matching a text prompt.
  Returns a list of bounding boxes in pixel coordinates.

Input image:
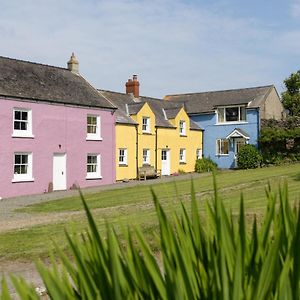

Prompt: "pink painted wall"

[0,98,116,198]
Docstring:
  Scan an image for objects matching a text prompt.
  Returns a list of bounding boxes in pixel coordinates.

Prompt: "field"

[0,163,300,263]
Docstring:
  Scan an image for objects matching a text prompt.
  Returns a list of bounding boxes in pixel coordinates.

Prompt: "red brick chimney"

[125,75,140,98]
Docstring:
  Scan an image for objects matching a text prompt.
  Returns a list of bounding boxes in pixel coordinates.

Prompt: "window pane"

[21,111,28,120]
[225,107,239,122]
[15,155,21,164]
[14,111,21,120]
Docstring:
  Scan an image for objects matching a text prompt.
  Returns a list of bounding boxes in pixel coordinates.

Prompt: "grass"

[0,164,300,262]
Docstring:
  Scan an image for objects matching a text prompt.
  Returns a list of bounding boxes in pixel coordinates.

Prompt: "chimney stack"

[67,52,79,74]
[125,75,140,98]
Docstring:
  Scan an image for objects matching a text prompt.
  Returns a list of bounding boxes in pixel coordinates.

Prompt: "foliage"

[237,144,262,169]
[1,178,300,299]
[282,70,300,116]
[195,157,217,173]
[260,118,300,165]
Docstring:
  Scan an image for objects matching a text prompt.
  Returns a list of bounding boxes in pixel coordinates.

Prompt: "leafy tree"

[282,70,300,116]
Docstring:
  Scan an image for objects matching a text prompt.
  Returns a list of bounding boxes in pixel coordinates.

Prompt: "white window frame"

[119,148,128,165]
[86,115,102,141]
[86,154,102,179]
[142,117,150,133]
[12,152,34,182]
[216,139,229,155]
[196,148,203,160]
[142,149,150,165]
[12,108,34,138]
[217,106,247,124]
[179,148,186,163]
[179,120,186,136]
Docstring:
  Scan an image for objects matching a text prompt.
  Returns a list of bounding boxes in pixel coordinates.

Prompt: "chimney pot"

[67,52,79,74]
[125,74,140,98]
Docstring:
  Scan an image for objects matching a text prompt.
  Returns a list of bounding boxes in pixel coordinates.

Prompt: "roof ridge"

[98,89,126,95]
[166,84,274,97]
[0,55,68,71]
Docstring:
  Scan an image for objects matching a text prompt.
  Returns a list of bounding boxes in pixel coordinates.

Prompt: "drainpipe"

[135,125,139,178]
[201,129,205,158]
[155,127,158,171]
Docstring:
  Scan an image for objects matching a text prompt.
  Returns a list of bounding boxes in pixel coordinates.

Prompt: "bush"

[195,157,217,173]
[2,179,300,299]
[237,144,262,169]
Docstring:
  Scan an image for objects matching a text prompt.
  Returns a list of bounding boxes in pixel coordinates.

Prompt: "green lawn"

[0,164,300,262]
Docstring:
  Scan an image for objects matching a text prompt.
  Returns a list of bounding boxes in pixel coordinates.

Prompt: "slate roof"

[0,56,116,109]
[98,90,203,130]
[165,85,274,114]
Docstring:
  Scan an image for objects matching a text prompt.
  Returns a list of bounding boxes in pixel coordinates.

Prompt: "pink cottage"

[0,54,116,199]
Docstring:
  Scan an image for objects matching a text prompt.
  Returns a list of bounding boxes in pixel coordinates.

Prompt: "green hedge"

[237,144,262,169]
[195,157,217,173]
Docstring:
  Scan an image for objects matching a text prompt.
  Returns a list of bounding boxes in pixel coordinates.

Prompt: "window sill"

[142,132,152,135]
[119,164,128,167]
[12,178,35,183]
[86,175,102,180]
[215,121,248,126]
[215,154,229,156]
[86,137,103,141]
[180,134,187,137]
[12,133,34,138]
[179,162,186,165]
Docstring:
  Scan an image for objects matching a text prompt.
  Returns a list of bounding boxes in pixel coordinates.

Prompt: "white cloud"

[290,0,300,18]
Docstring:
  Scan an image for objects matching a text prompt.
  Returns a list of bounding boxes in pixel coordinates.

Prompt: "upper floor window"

[216,139,229,155]
[217,106,246,123]
[13,152,34,182]
[87,115,101,140]
[13,108,33,138]
[142,117,150,133]
[119,148,128,165]
[143,149,150,165]
[179,120,186,136]
[179,148,186,163]
[86,154,101,179]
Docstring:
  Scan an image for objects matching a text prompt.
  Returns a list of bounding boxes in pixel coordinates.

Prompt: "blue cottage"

[166,85,284,169]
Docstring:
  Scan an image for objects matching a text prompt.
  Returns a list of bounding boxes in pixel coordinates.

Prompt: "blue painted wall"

[191,108,260,168]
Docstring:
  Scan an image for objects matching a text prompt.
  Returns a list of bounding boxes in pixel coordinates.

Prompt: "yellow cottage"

[99,76,203,181]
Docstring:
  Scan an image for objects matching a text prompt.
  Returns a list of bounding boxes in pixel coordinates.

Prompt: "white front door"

[53,153,67,190]
[161,149,170,175]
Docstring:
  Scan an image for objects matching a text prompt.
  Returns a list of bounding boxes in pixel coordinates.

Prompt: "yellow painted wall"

[115,104,203,180]
[115,124,137,180]
[131,103,156,168]
[157,108,203,174]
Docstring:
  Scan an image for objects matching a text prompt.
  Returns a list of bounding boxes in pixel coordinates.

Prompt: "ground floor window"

[216,139,229,155]
[13,152,33,182]
[86,154,101,179]
[179,148,186,163]
[143,149,150,165]
[119,148,128,165]
[196,148,203,160]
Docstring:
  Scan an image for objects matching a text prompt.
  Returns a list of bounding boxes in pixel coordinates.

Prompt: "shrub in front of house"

[195,157,217,173]
[237,144,262,169]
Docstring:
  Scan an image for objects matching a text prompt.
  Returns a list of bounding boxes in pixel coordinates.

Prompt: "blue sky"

[1,0,300,98]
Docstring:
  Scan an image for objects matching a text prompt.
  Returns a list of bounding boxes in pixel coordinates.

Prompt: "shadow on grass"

[292,173,300,181]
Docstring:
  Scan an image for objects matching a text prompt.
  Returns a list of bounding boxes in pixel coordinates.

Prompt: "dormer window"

[217,106,246,123]
[142,117,150,133]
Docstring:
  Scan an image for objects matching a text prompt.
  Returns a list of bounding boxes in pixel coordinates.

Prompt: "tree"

[282,70,300,116]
